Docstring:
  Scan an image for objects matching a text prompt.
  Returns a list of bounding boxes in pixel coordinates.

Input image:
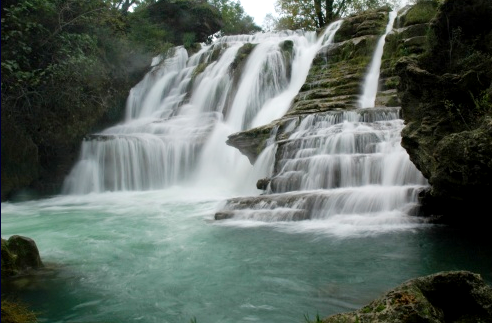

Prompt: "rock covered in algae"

[322,270,492,323]
[1,235,44,278]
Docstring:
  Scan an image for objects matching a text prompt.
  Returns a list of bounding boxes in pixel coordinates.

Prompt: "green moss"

[384,77,399,89]
[404,1,439,27]
[1,300,38,323]
[230,43,257,71]
[281,40,294,53]
[192,62,209,80]
[360,306,372,313]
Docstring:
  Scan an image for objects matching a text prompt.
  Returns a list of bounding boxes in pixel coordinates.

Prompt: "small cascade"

[358,10,398,108]
[216,108,428,224]
[63,22,343,195]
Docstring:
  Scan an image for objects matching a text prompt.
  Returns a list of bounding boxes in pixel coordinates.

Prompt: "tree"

[274,0,387,30]
[106,0,154,13]
[208,0,261,35]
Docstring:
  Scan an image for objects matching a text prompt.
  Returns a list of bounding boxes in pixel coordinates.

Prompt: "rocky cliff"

[225,0,492,224]
[396,0,492,222]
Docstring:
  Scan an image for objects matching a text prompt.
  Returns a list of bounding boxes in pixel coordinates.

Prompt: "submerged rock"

[322,271,492,323]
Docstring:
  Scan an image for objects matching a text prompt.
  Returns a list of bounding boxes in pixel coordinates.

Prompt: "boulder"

[1,235,44,278]
[322,271,492,323]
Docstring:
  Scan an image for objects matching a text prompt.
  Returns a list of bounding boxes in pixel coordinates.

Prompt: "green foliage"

[208,0,261,35]
[183,32,197,49]
[273,0,387,31]
[127,10,172,54]
[0,0,185,198]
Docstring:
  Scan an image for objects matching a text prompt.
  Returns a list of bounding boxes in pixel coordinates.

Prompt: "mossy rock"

[1,299,38,323]
[230,43,257,72]
[1,236,44,279]
[399,0,439,27]
[322,271,492,323]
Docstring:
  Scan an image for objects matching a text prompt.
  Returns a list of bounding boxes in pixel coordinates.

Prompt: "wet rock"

[397,0,492,222]
[256,178,271,190]
[214,211,234,220]
[322,271,492,323]
[1,235,44,278]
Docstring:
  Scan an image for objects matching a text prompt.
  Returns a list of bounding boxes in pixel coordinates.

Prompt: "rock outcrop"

[396,0,492,222]
[322,271,492,323]
[1,235,44,278]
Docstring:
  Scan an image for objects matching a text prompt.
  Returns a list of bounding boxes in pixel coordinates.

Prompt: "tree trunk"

[325,0,334,22]
[314,0,325,27]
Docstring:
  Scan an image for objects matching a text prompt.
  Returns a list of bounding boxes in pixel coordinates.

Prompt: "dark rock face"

[1,235,44,278]
[322,271,492,323]
[396,0,492,221]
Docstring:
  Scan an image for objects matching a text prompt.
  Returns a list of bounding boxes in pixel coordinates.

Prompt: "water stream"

[358,10,397,108]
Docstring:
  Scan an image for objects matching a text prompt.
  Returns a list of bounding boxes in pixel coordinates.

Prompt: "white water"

[216,107,429,229]
[63,22,343,195]
[358,10,398,108]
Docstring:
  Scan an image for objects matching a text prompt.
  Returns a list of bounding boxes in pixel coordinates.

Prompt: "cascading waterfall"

[63,22,343,195]
[215,8,429,232]
[62,9,428,232]
[358,10,398,108]
[216,108,428,228]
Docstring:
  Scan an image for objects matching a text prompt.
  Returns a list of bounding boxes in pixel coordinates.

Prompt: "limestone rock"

[1,235,44,278]
[396,0,492,221]
[322,271,492,323]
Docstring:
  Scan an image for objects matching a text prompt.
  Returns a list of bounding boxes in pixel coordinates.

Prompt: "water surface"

[2,189,490,323]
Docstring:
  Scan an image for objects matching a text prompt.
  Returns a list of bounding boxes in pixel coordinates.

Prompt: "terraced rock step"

[215,185,427,222]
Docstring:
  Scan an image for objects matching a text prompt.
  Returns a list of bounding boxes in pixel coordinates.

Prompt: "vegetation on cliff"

[396,0,492,221]
[0,0,258,201]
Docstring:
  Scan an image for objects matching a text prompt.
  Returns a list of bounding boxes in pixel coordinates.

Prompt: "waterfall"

[62,21,343,195]
[62,9,429,231]
[358,10,398,108]
[216,107,429,227]
[214,8,429,229]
